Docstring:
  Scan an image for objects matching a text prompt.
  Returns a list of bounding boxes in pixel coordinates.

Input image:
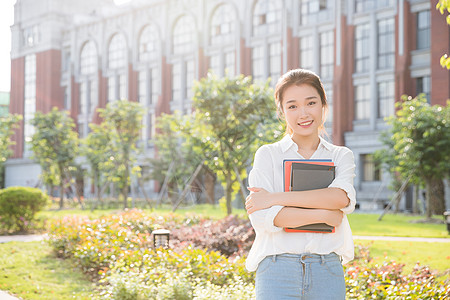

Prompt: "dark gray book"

[285,162,336,233]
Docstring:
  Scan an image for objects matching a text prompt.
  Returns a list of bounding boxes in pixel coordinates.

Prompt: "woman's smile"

[298,120,314,128]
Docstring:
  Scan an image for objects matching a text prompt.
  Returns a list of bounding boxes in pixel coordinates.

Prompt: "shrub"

[170,215,255,258]
[345,244,450,299]
[0,186,48,232]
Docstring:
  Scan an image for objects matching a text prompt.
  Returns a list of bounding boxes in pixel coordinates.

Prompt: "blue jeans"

[255,253,346,300]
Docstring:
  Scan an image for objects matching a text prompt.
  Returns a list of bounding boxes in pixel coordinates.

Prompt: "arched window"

[108,34,127,69]
[80,41,97,75]
[78,41,99,138]
[210,4,235,45]
[139,25,159,62]
[209,4,236,77]
[252,0,281,37]
[107,33,128,102]
[173,16,195,55]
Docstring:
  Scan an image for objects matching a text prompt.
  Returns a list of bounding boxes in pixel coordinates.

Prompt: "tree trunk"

[225,173,232,215]
[122,162,130,209]
[59,165,64,209]
[59,181,64,209]
[425,179,432,219]
[429,178,445,215]
[204,171,215,204]
[413,185,419,215]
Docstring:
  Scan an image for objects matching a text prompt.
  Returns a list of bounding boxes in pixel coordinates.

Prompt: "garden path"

[0,290,20,300]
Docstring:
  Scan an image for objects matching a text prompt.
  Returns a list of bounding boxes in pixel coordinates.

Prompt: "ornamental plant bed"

[45,209,449,299]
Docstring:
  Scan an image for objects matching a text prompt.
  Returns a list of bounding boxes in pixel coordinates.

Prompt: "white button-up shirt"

[245,134,356,272]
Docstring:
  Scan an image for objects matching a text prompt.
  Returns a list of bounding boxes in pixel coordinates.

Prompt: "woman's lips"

[298,120,313,128]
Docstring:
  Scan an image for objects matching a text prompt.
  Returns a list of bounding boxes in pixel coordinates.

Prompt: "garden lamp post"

[444,211,450,235]
[152,229,170,249]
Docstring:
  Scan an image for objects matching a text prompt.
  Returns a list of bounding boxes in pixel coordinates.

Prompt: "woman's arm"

[273,207,343,228]
[245,187,349,214]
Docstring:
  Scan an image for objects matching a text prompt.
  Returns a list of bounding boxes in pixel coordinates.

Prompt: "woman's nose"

[298,106,308,117]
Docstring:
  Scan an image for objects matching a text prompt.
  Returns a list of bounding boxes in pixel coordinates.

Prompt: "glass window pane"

[320,31,334,78]
[172,63,182,102]
[108,34,127,69]
[300,36,314,71]
[211,4,236,45]
[224,51,235,76]
[377,81,394,118]
[354,83,370,120]
[378,18,395,69]
[269,42,281,87]
[173,16,195,54]
[80,41,98,75]
[139,25,159,62]
[252,46,265,82]
[253,0,281,36]
[186,60,195,99]
[355,23,370,73]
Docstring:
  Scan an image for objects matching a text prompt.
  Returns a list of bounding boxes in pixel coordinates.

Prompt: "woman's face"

[281,84,323,139]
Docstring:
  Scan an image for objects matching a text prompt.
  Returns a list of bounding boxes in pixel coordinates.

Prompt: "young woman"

[245,69,356,300]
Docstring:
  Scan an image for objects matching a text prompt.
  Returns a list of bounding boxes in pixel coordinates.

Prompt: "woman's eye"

[288,105,296,109]
[308,101,316,106]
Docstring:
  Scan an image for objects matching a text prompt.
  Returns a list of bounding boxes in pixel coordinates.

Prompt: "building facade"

[6,0,450,209]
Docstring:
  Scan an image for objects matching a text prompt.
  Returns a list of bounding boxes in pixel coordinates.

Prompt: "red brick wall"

[395,1,414,104]
[287,27,299,69]
[128,63,138,102]
[36,50,64,113]
[70,75,80,130]
[333,16,354,146]
[240,38,251,76]
[9,57,25,158]
[158,56,171,116]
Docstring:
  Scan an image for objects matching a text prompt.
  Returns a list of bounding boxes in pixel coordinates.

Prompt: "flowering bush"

[48,210,450,299]
[170,215,255,258]
[346,245,450,299]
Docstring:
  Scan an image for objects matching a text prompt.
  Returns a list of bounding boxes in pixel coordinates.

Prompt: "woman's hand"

[245,187,272,214]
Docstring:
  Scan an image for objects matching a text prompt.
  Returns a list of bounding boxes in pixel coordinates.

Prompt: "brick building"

[6,0,449,210]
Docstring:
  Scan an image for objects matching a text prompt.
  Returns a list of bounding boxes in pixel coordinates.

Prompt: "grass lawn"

[348,213,448,238]
[354,239,450,273]
[0,241,95,299]
[36,203,247,226]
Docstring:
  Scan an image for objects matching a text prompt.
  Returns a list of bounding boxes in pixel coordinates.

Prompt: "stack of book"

[283,159,335,233]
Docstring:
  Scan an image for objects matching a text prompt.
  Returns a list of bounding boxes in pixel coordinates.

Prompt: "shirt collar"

[279,134,334,153]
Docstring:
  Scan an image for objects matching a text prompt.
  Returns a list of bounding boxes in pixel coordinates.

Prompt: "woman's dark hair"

[274,69,328,135]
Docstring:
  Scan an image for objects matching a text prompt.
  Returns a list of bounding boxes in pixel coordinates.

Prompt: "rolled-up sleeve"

[248,146,284,233]
[328,148,357,215]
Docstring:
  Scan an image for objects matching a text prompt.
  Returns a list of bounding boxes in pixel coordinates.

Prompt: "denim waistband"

[266,252,341,263]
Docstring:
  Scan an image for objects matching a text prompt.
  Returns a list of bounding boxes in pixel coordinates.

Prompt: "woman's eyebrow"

[285,96,318,104]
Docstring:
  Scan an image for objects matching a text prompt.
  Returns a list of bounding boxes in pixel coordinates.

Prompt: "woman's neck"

[291,134,320,151]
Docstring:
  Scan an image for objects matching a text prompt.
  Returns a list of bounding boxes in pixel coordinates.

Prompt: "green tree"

[377,95,450,218]
[146,112,203,206]
[80,123,112,208]
[0,114,22,187]
[437,0,450,69]
[187,73,282,215]
[30,107,79,209]
[97,100,144,208]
